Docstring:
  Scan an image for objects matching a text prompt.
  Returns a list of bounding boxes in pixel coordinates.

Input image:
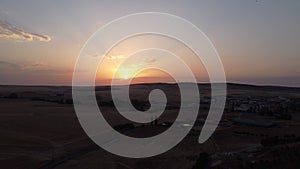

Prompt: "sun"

[114,67,135,80]
[121,73,129,80]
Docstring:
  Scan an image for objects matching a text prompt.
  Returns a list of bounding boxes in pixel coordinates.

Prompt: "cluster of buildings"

[3,91,73,104]
[226,96,291,114]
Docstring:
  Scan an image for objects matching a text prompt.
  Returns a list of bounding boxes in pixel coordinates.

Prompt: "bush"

[192,153,210,169]
[8,93,18,99]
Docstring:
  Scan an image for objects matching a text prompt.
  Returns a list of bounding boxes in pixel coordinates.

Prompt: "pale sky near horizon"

[0,0,299,86]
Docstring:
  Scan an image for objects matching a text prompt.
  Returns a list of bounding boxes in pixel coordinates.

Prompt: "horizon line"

[0,82,300,89]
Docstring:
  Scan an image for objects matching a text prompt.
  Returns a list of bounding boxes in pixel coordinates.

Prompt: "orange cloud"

[106,55,125,60]
[0,20,51,42]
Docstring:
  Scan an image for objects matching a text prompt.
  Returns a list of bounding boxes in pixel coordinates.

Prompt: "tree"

[8,93,18,99]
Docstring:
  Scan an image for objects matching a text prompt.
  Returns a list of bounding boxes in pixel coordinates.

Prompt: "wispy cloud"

[106,55,126,60]
[144,58,156,64]
[0,60,76,85]
[21,62,48,70]
[0,20,51,42]
[88,54,127,60]
[0,61,20,70]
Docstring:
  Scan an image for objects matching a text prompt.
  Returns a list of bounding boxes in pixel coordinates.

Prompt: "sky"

[0,0,299,86]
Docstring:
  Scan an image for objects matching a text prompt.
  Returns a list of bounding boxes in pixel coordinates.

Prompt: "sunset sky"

[0,0,299,86]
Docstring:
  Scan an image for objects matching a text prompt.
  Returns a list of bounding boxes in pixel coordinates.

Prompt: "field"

[1,83,300,169]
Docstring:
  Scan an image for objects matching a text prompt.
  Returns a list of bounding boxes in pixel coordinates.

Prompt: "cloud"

[106,55,126,60]
[88,54,101,58]
[144,58,156,64]
[0,61,20,72]
[0,60,76,85]
[0,61,51,72]
[89,55,156,65]
[21,62,48,70]
[88,54,126,60]
[0,20,51,42]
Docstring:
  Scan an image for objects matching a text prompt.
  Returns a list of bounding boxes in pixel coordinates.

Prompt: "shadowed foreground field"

[1,83,300,169]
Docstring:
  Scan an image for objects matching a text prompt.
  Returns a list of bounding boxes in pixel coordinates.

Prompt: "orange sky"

[1,1,300,86]
[94,34,208,86]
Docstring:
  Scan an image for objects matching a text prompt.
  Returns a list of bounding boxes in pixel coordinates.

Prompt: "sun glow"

[114,67,136,80]
[120,71,130,80]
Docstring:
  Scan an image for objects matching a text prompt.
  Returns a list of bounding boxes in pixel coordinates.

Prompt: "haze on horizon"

[0,0,300,87]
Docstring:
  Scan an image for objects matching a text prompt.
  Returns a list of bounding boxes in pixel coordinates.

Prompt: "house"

[233,118,275,128]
